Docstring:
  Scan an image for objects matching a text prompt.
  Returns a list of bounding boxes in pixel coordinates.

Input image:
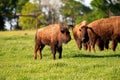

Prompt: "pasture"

[0,30,120,80]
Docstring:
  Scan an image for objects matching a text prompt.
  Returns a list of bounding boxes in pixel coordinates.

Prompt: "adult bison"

[80,16,120,51]
[72,21,89,50]
[34,24,71,60]
[73,21,104,51]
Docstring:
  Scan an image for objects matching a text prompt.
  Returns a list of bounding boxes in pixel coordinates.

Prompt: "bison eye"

[79,29,81,31]
[61,30,65,33]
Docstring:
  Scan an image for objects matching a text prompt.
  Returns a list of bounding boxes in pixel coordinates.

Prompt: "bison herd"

[34,16,120,60]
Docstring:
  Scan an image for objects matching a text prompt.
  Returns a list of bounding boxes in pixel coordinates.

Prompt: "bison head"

[59,25,71,44]
[79,21,89,43]
[79,26,89,43]
[77,20,89,43]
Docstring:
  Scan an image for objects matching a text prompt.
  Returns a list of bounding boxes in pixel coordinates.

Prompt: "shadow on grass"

[72,53,120,58]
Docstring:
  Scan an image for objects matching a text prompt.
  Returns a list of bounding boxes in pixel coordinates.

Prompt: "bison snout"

[82,37,89,43]
[65,36,71,44]
[81,34,89,43]
[79,44,82,50]
[68,37,71,43]
[69,36,71,41]
[82,38,86,42]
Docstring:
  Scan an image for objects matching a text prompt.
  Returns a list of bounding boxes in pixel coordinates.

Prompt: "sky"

[84,0,92,7]
[5,0,92,30]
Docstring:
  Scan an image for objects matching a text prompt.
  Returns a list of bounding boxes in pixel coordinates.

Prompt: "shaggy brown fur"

[34,24,71,60]
[72,21,88,50]
[73,21,104,51]
[81,16,120,51]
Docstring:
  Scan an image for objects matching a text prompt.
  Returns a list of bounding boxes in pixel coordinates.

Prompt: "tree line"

[0,0,120,30]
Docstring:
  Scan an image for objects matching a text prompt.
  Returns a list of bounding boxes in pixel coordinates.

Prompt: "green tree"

[16,0,29,13]
[77,0,120,24]
[41,0,62,24]
[19,2,37,30]
[76,10,107,24]
[0,0,28,30]
[0,0,17,30]
[19,2,45,30]
[0,15,5,30]
[61,0,91,26]
[14,0,29,30]
[91,0,120,16]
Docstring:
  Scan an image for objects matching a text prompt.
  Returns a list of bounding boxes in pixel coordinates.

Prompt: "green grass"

[0,31,120,80]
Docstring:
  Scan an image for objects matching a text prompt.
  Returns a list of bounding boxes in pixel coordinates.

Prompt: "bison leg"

[57,46,62,59]
[90,39,97,52]
[39,44,45,59]
[111,40,118,51]
[88,41,95,52]
[34,43,40,60]
[51,45,56,60]
[88,42,91,52]
[92,38,99,52]
[91,42,96,52]
[111,35,118,51]
[104,40,109,49]
[96,39,104,51]
[83,43,88,50]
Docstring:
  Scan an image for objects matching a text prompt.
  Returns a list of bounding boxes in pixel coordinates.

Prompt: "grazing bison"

[73,21,104,51]
[34,24,71,60]
[80,16,120,51]
[72,21,89,50]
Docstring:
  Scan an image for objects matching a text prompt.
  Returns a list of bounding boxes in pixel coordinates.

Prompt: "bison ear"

[61,30,65,34]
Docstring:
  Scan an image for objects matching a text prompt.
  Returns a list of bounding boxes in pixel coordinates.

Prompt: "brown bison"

[72,21,89,50]
[80,16,120,51]
[73,21,104,51]
[34,24,71,60]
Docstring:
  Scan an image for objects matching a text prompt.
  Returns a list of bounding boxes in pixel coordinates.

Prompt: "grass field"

[0,30,120,80]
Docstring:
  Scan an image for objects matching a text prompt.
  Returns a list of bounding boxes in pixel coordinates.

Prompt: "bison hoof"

[59,57,62,59]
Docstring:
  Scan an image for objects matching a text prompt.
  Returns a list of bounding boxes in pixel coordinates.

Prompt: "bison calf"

[72,21,89,50]
[34,24,71,60]
[73,21,104,51]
